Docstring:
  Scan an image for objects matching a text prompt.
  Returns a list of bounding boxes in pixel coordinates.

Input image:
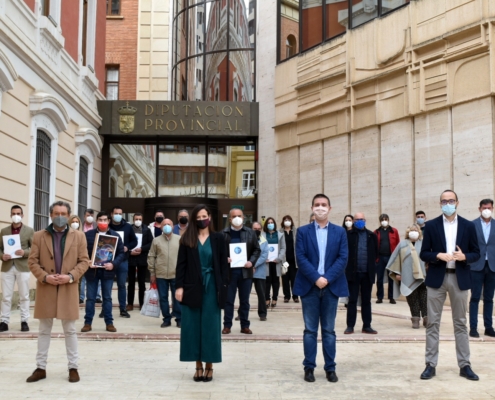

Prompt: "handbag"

[140,282,161,318]
[281,261,289,275]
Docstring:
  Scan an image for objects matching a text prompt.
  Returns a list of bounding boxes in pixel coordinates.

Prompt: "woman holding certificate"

[175,204,229,383]
[263,218,286,308]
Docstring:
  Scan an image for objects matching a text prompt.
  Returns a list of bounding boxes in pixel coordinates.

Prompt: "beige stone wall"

[268,0,495,234]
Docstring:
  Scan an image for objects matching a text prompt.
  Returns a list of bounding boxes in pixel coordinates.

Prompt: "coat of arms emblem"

[118,102,137,133]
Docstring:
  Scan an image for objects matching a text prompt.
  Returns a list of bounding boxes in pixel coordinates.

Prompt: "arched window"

[78,158,89,219]
[34,130,51,230]
[286,35,297,59]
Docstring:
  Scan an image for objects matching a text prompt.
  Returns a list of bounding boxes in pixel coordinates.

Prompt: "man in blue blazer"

[294,194,349,384]
[469,199,495,338]
[419,190,480,381]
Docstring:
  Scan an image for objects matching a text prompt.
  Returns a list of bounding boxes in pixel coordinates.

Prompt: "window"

[82,0,88,66]
[244,145,255,151]
[242,171,255,191]
[106,0,120,16]
[41,0,50,17]
[78,158,89,219]
[105,66,119,100]
[286,35,297,58]
[34,131,51,231]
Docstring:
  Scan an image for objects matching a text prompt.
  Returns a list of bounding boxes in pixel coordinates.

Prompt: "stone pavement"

[0,286,494,399]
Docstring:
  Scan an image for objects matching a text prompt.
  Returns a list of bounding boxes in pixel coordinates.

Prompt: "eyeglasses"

[440,200,456,206]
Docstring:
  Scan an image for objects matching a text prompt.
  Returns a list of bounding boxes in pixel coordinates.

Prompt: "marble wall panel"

[299,142,323,225]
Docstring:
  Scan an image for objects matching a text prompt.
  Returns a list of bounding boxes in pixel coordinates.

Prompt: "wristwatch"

[68,273,74,284]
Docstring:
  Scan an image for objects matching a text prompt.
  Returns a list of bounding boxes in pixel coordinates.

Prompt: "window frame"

[105,65,120,100]
[78,157,89,220]
[34,130,52,231]
[106,0,121,16]
[242,170,255,191]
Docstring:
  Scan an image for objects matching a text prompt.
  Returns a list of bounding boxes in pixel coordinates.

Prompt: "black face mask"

[179,216,188,225]
[196,218,210,230]
[155,216,164,223]
[254,230,261,238]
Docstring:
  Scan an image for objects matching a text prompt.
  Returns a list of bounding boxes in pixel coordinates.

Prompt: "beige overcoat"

[28,227,89,320]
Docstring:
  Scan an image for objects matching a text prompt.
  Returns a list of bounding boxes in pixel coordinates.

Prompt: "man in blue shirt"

[294,194,349,383]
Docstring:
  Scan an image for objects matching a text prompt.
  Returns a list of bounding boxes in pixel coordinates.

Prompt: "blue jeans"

[376,255,393,300]
[300,285,339,371]
[80,276,101,301]
[116,260,129,311]
[223,268,252,329]
[469,262,495,330]
[84,271,114,325]
[156,278,181,324]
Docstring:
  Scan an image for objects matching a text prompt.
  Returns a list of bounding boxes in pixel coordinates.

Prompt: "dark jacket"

[222,226,261,279]
[85,228,125,280]
[128,224,153,267]
[420,215,480,290]
[175,232,229,309]
[109,219,138,259]
[346,228,378,283]
[374,226,400,259]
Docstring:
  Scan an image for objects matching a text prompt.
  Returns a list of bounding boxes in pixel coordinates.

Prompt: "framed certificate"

[230,243,247,268]
[91,233,119,267]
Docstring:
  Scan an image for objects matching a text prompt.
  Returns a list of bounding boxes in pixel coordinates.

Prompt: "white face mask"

[71,222,80,230]
[11,215,22,224]
[312,206,329,221]
[409,231,420,240]
[134,220,142,227]
[381,220,389,227]
[284,220,292,228]
[345,221,353,228]
[482,209,492,219]
[232,216,243,227]
[86,216,94,224]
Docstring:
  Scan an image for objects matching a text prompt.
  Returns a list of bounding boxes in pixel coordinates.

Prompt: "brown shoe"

[240,328,252,334]
[126,305,134,311]
[26,368,46,383]
[221,327,231,334]
[106,324,117,332]
[81,324,92,333]
[68,368,80,383]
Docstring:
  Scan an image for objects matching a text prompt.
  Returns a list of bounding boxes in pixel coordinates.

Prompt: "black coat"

[175,232,229,309]
[346,228,378,284]
[128,225,154,267]
[222,226,261,279]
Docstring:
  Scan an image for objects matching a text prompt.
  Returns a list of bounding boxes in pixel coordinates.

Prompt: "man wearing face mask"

[469,199,495,338]
[79,209,101,305]
[416,211,427,232]
[345,212,379,335]
[221,208,260,334]
[0,205,34,333]
[109,206,138,318]
[419,190,480,381]
[83,209,96,232]
[293,194,348,383]
[173,209,189,236]
[128,213,154,311]
[148,210,166,239]
[148,218,182,328]
[374,214,400,304]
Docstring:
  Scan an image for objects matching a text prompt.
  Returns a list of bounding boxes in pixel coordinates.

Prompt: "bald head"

[354,212,365,220]
[164,218,173,226]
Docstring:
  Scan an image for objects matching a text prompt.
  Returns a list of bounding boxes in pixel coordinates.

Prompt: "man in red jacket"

[374,214,400,304]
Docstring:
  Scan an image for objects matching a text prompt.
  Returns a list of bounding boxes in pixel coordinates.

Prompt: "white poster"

[268,244,279,262]
[230,243,247,268]
[133,233,143,250]
[2,234,22,259]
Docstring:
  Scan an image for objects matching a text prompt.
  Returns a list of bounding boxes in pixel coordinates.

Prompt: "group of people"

[0,188,493,385]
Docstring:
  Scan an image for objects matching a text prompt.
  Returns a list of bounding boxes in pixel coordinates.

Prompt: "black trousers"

[266,262,280,301]
[282,261,298,300]
[128,264,147,307]
[346,272,373,329]
[253,278,267,318]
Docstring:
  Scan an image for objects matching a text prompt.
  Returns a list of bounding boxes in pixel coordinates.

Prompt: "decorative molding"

[0,48,19,92]
[30,92,70,132]
[75,127,103,157]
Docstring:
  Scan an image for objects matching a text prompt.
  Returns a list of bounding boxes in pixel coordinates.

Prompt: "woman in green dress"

[175,204,229,382]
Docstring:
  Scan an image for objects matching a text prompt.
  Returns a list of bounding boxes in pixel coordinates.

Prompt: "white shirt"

[481,217,491,260]
[443,214,458,269]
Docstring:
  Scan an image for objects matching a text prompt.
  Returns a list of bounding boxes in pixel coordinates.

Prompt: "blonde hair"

[405,223,423,240]
[69,215,82,231]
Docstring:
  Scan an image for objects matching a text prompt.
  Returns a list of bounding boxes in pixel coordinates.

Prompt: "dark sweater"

[357,229,368,273]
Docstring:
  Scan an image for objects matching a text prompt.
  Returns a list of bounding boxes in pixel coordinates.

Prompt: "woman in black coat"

[175,204,229,382]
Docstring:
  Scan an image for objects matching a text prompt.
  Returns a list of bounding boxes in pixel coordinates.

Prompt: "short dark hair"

[11,205,23,214]
[50,201,71,215]
[263,217,277,233]
[441,190,458,201]
[480,199,494,207]
[379,214,389,221]
[155,209,164,217]
[415,210,426,216]
[312,193,331,207]
[133,213,143,219]
[85,208,94,215]
[96,211,110,220]
[112,206,123,214]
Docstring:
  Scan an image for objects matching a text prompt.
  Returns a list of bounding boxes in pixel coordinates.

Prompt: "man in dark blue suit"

[294,194,349,383]
[419,190,480,381]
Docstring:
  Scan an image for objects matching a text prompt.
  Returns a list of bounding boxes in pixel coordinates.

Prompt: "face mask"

[345,221,353,228]
[381,220,389,227]
[416,218,425,225]
[163,225,173,234]
[70,222,80,230]
[232,216,243,227]
[254,230,261,238]
[11,215,22,224]
[284,220,292,228]
[113,215,123,223]
[86,216,94,224]
[196,218,210,230]
[313,206,329,221]
[354,220,366,230]
[134,220,142,227]
[482,209,492,219]
[442,204,456,217]
[179,216,188,225]
[53,216,68,228]
[409,231,420,240]
[155,216,164,224]
[97,222,109,231]
[267,223,275,231]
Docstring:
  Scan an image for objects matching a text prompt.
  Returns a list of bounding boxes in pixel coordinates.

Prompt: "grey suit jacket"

[0,224,34,273]
[471,217,495,272]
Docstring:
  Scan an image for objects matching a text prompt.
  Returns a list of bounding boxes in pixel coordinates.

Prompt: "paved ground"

[1,285,494,399]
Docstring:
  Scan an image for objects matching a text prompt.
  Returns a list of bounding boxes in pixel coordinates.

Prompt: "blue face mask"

[163,225,172,235]
[416,218,425,225]
[354,220,366,230]
[442,204,456,217]
[267,223,275,231]
[113,215,123,223]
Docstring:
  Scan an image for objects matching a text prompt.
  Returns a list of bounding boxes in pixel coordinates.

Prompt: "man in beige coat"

[27,201,89,383]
